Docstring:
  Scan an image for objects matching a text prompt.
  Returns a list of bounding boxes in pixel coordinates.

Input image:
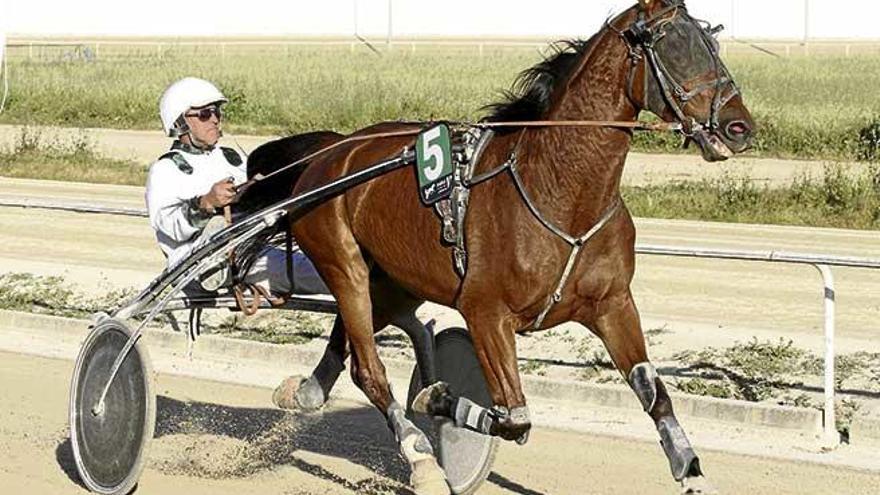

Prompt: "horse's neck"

[521,31,637,229]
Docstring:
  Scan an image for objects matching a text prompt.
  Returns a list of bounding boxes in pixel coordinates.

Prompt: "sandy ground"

[0,124,872,188]
[3,350,879,495]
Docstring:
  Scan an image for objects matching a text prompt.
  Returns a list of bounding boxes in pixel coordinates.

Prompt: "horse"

[257,1,754,493]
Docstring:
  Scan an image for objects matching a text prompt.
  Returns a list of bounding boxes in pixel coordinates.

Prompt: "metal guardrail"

[1,198,872,446]
[635,244,879,447]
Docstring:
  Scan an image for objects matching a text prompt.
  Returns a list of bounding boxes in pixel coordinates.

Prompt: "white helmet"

[159,77,227,137]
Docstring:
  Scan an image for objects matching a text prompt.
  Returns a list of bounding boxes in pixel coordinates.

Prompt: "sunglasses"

[185,106,222,121]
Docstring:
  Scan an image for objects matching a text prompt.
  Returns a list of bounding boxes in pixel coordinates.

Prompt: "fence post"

[815,264,838,449]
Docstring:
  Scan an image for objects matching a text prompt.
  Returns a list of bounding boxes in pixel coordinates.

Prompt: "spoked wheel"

[69,317,155,495]
[407,327,499,495]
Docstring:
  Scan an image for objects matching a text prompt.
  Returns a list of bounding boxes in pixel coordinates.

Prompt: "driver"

[146,77,328,295]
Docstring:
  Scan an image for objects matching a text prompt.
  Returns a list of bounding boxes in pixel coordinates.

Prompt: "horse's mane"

[482,35,600,131]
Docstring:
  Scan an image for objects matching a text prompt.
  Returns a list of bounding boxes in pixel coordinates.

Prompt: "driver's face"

[184,105,222,147]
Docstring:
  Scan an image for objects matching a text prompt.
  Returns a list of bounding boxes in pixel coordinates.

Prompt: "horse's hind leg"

[274,270,431,411]
[273,315,347,410]
[295,227,447,494]
[587,289,715,495]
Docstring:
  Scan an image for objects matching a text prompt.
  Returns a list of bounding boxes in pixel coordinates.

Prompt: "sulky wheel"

[69,317,155,495]
[408,327,499,495]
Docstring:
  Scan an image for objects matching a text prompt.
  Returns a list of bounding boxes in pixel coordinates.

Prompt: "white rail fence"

[6,38,880,61]
[0,199,874,446]
[638,245,880,447]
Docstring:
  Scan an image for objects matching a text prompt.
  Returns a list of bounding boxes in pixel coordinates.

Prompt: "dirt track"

[3,351,878,495]
[2,177,879,354]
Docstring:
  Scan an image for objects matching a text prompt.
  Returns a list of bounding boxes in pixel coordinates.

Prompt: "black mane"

[483,38,596,131]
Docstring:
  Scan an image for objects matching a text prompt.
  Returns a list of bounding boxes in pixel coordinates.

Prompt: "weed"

[835,399,862,438]
[0,272,133,318]
[673,338,814,402]
[519,359,549,377]
[208,311,331,345]
[858,118,880,162]
[675,377,734,399]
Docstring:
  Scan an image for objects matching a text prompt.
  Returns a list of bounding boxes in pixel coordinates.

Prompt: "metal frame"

[88,149,414,416]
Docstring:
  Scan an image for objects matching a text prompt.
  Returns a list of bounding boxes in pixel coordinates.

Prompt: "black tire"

[69,318,155,495]
[407,327,499,495]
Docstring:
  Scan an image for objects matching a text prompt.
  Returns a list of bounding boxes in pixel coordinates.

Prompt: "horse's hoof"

[681,476,718,495]
[272,375,324,411]
[410,458,449,495]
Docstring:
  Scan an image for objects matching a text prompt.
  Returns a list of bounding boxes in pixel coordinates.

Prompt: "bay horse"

[259,1,754,493]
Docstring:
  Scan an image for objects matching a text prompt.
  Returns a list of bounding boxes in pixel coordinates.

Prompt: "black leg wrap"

[631,362,702,482]
[657,416,703,481]
[312,348,346,394]
[393,314,437,389]
[294,348,346,409]
[629,362,659,412]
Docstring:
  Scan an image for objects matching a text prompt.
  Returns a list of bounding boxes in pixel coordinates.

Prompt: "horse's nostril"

[726,121,750,138]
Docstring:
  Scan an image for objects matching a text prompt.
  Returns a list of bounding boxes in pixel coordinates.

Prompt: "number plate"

[415,124,454,205]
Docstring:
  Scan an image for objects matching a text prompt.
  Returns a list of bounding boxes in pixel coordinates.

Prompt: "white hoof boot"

[681,476,718,495]
[410,457,449,495]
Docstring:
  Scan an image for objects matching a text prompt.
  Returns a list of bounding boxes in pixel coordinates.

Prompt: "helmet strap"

[170,114,190,138]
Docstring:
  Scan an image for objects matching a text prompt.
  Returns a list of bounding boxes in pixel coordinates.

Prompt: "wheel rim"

[70,320,153,494]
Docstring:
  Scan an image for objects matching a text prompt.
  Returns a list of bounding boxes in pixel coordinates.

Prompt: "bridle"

[609,1,740,140]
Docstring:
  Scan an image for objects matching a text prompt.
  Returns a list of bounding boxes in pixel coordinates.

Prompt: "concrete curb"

[1,309,826,436]
[851,416,880,446]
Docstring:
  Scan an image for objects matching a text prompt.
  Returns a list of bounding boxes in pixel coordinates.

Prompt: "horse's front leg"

[414,303,532,444]
[586,289,716,495]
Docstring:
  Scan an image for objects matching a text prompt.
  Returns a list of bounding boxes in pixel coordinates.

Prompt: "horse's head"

[622,0,754,161]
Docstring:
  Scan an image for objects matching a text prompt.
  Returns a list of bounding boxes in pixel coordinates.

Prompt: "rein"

[233,119,681,200]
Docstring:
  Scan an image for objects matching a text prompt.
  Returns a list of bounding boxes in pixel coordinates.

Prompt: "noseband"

[610,1,740,137]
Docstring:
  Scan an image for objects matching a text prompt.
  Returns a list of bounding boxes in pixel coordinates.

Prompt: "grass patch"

[673,338,817,402]
[208,312,332,345]
[624,165,880,229]
[0,271,332,345]
[0,127,146,185]
[3,47,880,161]
[673,338,880,405]
[0,272,135,318]
[518,359,549,377]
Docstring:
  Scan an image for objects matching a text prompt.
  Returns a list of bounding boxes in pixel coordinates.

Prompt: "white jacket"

[145,141,246,268]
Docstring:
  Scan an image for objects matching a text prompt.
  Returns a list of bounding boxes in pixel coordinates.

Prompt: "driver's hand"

[200,178,237,211]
